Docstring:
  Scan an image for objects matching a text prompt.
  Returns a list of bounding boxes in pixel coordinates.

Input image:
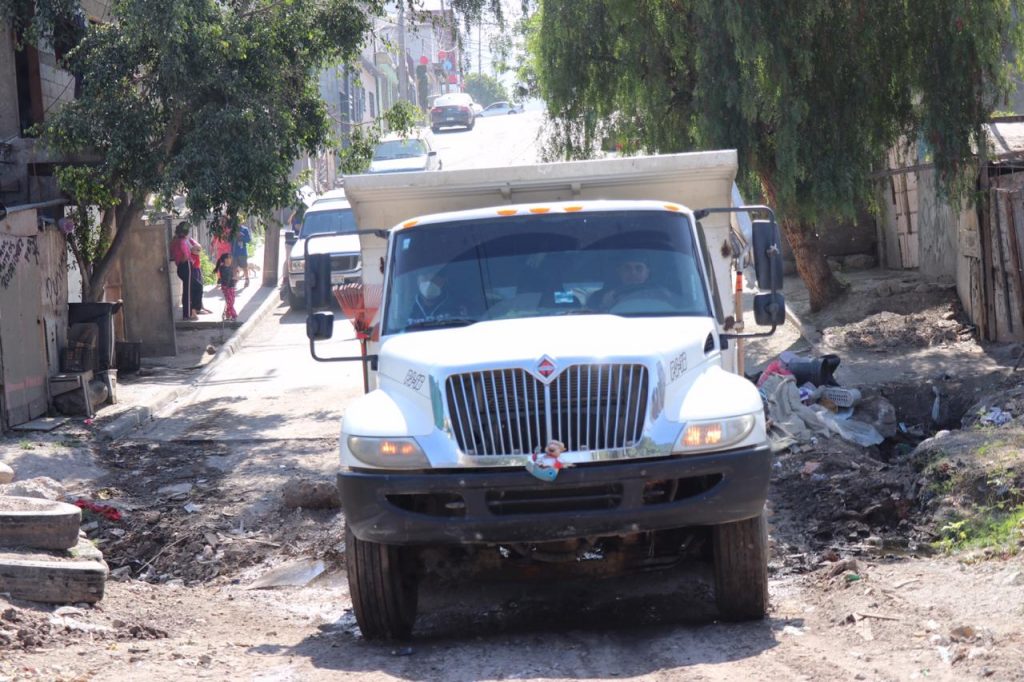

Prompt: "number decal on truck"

[404,370,426,392]
[670,352,688,381]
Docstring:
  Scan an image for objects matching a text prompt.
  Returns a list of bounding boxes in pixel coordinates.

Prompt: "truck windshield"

[383,210,711,335]
[301,208,357,238]
[373,140,428,160]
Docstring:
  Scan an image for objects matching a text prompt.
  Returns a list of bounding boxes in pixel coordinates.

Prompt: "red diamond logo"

[538,357,556,378]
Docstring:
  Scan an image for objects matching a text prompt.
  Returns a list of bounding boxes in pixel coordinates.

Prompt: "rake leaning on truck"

[302,151,786,640]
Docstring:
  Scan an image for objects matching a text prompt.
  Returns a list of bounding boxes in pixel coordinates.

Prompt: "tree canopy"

[464,73,509,106]
[533,1,1024,310]
[39,0,388,300]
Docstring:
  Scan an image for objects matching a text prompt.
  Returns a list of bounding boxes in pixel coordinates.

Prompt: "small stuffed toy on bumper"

[525,440,570,482]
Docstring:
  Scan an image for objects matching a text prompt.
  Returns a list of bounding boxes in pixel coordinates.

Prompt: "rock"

[852,396,898,439]
[1003,570,1024,586]
[949,625,976,642]
[157,482,193,499]
[0,462,13,485]
[281,477,340,510]
[842,254,876,270]
[827,558,860,578]
[0,476,66,501]
[827,257,844,272]
[874,281,893,297]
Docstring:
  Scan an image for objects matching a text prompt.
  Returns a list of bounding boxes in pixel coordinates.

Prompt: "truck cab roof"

[391,199,692,232]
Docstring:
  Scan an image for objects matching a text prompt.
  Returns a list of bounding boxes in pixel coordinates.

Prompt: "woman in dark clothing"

[169,222,209,319]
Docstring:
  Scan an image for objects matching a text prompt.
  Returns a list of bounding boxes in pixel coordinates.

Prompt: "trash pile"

[755,352,896,451]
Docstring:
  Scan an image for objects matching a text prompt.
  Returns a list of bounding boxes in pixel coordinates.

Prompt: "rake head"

[334,283,383,339]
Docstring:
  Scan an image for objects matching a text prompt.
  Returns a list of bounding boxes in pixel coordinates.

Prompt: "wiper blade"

[404,318,478,331]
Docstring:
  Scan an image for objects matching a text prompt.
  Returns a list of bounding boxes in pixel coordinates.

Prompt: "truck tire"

[345,524,418,640]
[286,283,305,311]
[712,511,769,621]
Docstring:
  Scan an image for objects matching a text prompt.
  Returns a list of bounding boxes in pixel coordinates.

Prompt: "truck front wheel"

[345,525,419,640]
[712,511,769,621]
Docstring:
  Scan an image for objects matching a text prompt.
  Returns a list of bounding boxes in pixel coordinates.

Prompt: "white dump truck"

[302,151,786,640]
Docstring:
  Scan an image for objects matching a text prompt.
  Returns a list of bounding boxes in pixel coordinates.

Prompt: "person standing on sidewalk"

[216,252,238,320]
[170,222,206,320]
[170,222,211,319]
[232,222,252,287]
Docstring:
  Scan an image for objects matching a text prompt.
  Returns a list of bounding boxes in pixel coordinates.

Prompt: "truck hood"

[379,314,718,383]
[344,314,765,467]
[289,233,360,260]
[368,157,429,174]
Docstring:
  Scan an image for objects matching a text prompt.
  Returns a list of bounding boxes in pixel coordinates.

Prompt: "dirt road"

[4,242,1024,680]
[3,424,1022,681]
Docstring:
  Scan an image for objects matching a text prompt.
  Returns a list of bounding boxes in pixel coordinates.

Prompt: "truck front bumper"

[288,270,361,295]
[339,446,771,545]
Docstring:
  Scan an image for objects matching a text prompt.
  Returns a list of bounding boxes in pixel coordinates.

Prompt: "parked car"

[478,101,524,117]
[471,101,484,115]
[430,93,475,132]
[367,131,442,174]
[285,193,360,309]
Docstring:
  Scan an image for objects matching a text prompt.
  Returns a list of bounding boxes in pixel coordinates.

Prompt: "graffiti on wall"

[0,237,41,289]
[43,248,68,306]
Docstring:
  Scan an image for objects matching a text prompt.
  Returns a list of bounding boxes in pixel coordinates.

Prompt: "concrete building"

[0,2,134,430]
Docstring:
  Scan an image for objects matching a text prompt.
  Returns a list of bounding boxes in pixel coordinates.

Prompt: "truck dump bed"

[342,150,747,322]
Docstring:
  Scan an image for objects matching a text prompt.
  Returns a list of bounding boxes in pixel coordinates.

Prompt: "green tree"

[34,0,383,301]
[464,72,509,106]
[533,1,1023,311]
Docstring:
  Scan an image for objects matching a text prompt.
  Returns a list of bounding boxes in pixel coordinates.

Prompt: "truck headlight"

[675,414,756,453]
[289,258,304,274]
[347,436,429,469]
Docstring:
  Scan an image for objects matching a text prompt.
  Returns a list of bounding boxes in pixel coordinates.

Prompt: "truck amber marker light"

[380,440,417,456]
[496,209,517,216]
[682,422,724,448]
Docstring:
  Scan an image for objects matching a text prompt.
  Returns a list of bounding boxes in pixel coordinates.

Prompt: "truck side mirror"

[306,311,335,341]
[305,253,333,309]
[753,292,786,326]
[752,220,784,291]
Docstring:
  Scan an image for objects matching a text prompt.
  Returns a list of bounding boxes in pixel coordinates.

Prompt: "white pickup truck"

[285,190,362,309]
[302,151,785,640]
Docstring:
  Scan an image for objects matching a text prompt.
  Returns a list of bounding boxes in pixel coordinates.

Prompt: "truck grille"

[445,364,649,456]
[330,255,359,272]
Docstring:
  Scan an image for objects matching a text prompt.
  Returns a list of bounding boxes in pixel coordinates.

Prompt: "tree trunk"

[84,197,145,302]
[758,170,847,312]
[779,216,847,312]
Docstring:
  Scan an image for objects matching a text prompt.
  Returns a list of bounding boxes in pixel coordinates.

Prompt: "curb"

[97,281,284,442]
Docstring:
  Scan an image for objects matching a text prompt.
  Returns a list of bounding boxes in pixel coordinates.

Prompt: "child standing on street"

[216,253,238,321]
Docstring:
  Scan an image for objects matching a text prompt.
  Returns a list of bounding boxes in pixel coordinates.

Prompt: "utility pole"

[478,22,482,76]
[397,3,409,102]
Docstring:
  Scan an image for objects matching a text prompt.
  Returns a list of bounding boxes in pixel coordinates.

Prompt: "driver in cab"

[590,254,666,310]
[406,268,471,328]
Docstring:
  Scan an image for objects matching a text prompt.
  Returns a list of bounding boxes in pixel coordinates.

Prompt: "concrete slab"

[12,417,69,432]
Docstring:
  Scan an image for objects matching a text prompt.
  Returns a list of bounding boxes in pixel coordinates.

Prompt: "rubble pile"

[763,354,1024,571]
